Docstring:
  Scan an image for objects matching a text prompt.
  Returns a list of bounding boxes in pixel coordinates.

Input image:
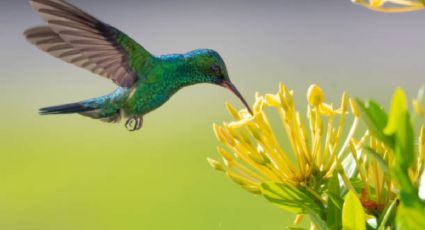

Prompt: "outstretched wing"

[25,26,113,79]
[25,0,153,88]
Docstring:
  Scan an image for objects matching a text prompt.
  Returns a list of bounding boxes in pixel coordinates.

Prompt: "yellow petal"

[350,98,361,118]
[228,118,252,129]
[370,0,385,7]
[413,99,425,116]
[226,102,241,120]
[293,214,304,225]
[241,184,262,195]
[253,96,265,113]
[207,158,226,172]
[265,94,280,107]
[226,171,256,186]
[307,84,325,106]
[217,147,234,165]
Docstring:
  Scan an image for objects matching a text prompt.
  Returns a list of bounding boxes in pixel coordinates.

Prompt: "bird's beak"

[222,81,253,115]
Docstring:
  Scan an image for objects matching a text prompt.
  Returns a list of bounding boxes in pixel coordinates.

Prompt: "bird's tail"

[39,102,95,115]
[39,88,129,121]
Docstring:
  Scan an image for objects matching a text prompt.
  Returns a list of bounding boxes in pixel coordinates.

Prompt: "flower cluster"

[352,0,425,12]
[209,83,360,195]
[209,83,425,229]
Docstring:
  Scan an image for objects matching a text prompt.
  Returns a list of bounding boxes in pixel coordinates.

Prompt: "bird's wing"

[25,0,153,88]
[25,26,112,79]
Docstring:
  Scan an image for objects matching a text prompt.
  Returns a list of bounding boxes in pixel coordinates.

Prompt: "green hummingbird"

[25,0,252,131]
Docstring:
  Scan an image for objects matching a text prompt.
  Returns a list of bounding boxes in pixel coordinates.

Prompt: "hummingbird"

[25,0,252,131]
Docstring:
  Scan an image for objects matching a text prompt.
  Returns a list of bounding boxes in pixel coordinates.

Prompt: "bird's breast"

[127,81,174,115]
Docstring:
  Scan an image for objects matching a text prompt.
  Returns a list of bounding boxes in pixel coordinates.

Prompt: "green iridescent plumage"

[25,0,251,131]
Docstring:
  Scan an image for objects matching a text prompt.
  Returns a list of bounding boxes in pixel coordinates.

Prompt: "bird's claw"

[125,116,143,131]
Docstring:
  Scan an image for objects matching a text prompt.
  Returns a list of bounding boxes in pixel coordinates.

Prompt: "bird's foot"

[125,116,143,131]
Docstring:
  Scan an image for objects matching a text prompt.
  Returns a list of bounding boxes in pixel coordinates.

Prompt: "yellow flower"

[416,126,425,183]
[352,0,425,12]
[414,100,425,116]
[348,123,425,216]
[209,84,425,228]
[351,134,396,214]
[208,83,360,195]
[413,86,425,117]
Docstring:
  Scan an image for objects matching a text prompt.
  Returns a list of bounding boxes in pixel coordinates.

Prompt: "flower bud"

[207,158,225,172]
[307,84,324,106]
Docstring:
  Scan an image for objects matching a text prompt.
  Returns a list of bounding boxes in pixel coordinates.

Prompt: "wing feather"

[25,27,111,79]
[25,0,153,87]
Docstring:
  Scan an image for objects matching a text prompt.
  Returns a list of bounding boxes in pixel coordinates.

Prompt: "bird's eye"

[211,64,221,76]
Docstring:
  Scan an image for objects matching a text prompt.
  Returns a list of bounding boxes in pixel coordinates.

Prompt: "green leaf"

[382,89,415,170]
[308,211,330,230]
[366,222,376,230]
[287,227,308,230]
[384,88,408,135]
[384,88,415,173]
[260,182,322,215]
[393,166,418,206]
[394,113,415,169]
[377,199,397,230]
[396,204,425,230]
[356,99,394,147]
[349,177,365,194]
[326,172,342,229]
[327,192,344,210]
[363,146,389,173]
[342,191,366,230]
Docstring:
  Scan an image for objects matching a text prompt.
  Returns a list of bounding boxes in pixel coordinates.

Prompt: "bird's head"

[185,49,252,114]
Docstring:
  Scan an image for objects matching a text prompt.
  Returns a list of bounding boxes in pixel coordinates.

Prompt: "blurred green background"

[0,0,424,229]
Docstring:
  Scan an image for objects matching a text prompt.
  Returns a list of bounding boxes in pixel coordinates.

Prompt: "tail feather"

[39,88,129,118]
[39,102,94,115]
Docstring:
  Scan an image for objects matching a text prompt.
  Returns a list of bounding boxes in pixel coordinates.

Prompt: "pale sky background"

[1,0,424,105]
